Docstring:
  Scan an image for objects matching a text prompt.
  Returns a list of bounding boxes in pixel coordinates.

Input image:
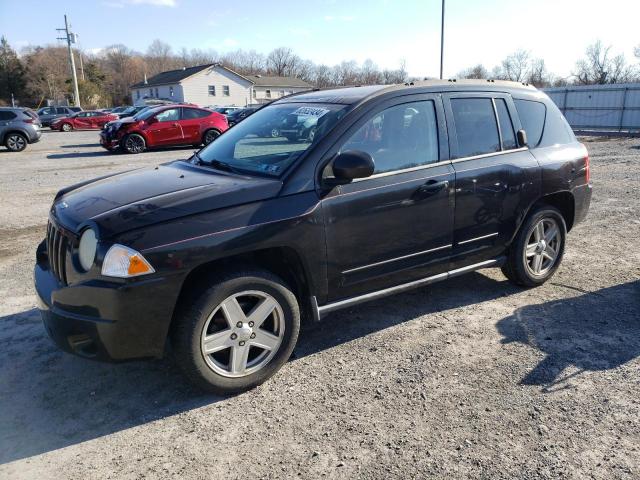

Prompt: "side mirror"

[147,117,157,125]
[332,150,375,183]
[517,129,528,147]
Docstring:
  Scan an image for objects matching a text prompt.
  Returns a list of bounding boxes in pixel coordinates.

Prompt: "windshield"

[196,102,350,177]
[133,106,160,121]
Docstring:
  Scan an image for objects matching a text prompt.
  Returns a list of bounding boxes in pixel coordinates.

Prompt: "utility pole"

[57,14,81,108]
[439,0,445,79]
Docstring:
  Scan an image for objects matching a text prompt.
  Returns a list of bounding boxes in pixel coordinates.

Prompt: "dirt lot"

[0,130,639,479]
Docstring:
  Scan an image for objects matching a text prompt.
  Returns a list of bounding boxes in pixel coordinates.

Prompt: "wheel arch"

[171,246,315,334]
[533,191,575,232]
[2,129,29,144]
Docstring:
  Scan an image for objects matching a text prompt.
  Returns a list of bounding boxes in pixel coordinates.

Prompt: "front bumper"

[35,242,182,362]
[100,131,119,150]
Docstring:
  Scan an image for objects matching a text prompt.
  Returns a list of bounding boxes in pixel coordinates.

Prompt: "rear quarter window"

[0,111,17,120]
[514,99,546,147]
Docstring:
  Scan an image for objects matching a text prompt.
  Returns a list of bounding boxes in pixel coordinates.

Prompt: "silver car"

[0,108,42,152]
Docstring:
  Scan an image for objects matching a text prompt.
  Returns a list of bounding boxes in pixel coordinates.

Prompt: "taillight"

[23,118,34,124]
[585,154,590,184]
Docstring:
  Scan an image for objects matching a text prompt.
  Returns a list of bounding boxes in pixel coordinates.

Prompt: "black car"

[36,106,82,127]
[227,107,259,126]
[35,80,591,394]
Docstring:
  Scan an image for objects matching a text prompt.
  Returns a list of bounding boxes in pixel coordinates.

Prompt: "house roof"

[130,64,214,88]
[244,75,312,88]
[130,64,313,89]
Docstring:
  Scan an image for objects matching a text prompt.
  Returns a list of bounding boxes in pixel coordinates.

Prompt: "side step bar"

[314,258,504,319]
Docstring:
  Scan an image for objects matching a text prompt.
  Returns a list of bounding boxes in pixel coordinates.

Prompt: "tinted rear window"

[514,99,546,147]
[494,99,517,150]
[451,98,500,158]
[182,108,210,119]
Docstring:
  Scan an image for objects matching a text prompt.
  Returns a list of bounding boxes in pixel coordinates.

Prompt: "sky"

[1,0,638,79]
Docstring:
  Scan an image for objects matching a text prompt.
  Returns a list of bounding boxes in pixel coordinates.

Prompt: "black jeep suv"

[35,80,591,393]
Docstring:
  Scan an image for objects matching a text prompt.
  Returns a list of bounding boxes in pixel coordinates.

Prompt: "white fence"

[543,83,640,132]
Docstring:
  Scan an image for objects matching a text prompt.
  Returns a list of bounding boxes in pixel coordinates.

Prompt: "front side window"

[340,100,439,174]
[154,108,180,122]
[450,98,500,158]
[494,98,517,150]
[56,107,68,114]
[196,102,350,177]
[208,85,216,96]
[514,99,546,147]
[0,111,17,120]
[223,85,230,96]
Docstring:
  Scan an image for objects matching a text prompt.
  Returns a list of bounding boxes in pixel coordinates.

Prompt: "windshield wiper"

[207,158,237,173]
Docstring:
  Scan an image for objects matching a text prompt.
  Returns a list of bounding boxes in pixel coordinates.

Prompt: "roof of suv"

[277,79,539,105]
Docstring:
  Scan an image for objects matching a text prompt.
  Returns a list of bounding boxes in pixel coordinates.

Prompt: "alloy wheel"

[523,218,560,276]
[200,290,284,378]
[7,134,26,151]
[125,135,145,153]
[62,123,72,132]
[204,130,219,145]
[270,128,280,138]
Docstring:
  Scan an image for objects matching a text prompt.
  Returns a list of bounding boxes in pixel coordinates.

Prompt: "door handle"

[419,179,449,194]
[172,122,179,126]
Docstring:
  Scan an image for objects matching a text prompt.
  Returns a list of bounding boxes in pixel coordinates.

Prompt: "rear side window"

[341,100,439,174]
[0,111,17,120]
[182,108,210,120]
[56,107,68,114]
[514,99,546,147]
[451,98,500,157]
[494,99,517,150]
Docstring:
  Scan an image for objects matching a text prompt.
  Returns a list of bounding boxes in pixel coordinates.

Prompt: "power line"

[56,14,81,108]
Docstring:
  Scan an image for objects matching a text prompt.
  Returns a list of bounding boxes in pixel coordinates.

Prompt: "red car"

[51,111,119,131]
[99,105,228,154]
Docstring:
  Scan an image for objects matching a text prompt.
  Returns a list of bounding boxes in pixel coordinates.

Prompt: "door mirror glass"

[332,150,375,182]
[147,116,158,124]
[517,129,528,147]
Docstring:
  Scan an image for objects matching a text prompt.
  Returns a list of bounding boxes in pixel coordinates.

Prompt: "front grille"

[47,220,70,285]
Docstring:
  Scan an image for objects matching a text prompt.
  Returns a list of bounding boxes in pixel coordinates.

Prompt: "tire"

[5,133,28,152]
[202,128,220,146]
[501,205,566,287]
[121,133,146,154]
[61,123,73,132]
[171,269,300,394]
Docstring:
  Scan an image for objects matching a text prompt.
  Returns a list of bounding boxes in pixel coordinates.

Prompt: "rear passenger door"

[443,93,540,270]
[179,108,210,144]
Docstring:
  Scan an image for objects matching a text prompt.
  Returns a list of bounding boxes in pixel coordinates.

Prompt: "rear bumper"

[30,129,42,143]
[34,242,182,362]
[573,183,592,226]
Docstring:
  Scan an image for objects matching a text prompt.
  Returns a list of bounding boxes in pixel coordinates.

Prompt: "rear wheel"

[203,128,220,146]
[502,206,566,287]
[5,133,28,152]
[122,133,146,154]
[61,123,73,132]
[172,269,300,394]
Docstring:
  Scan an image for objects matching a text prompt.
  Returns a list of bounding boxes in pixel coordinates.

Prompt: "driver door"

[321,94,455,301]
[147,107,183,145]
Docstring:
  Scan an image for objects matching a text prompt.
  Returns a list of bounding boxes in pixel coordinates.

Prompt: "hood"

[52,161,283,238]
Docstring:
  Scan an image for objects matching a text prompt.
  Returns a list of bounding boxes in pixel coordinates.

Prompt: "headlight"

[101,244,155,278]
[78,228,98,271]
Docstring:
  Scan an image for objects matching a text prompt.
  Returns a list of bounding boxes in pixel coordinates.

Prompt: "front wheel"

[121,133,146,154]
[61,123,73,132]
[501,206,566,287]
[171,269,300,394]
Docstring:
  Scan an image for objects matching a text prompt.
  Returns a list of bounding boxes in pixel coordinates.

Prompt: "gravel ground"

[0,130,639,479]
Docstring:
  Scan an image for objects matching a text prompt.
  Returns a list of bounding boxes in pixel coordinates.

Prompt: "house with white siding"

[130,64,313,107]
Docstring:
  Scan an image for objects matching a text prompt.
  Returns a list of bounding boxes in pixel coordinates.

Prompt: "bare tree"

[500,49,531,82]
[266,47,297,76]
[146,39,179,75]
[527,58,551,87]
[574,40,633,84]
[457,64,489,79]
